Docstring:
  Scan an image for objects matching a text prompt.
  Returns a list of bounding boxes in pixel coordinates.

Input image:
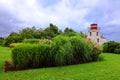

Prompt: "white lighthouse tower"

[87,24,107,45]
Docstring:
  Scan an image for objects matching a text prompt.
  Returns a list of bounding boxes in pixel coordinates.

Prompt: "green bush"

[51,35,101,66]
[50,36,74,66]
[70,36,94,63]
[12,35,102,70]
[0,37,4,45]
[12,43,51,69]
[39,39,52,44]
[115,48,120,54]
[23,39,40,44]
[114,44,120,54]
[103,41,120,53]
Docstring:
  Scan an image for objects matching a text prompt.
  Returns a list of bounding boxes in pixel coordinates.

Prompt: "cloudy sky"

[0,0,120,42]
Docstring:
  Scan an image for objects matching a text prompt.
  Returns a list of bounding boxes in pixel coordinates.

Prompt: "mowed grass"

[0,46,120,80]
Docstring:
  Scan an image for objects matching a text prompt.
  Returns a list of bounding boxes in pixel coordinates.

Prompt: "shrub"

[0,37,4,45]
[39,39,52,44]
[115,48,120,54]
[70,36,93,63]
[9,43,16,48]
[50,36,74,66]
[51,35,101,66]
[23,39,52,44]
[23,39,40,44]
[12,43,51,69]
[103,41,119,53]
[85,39,102,61]
[12,35,102,70]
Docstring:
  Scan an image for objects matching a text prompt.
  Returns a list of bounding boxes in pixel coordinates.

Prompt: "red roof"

[90,27,98,30]
[90,24,98,30]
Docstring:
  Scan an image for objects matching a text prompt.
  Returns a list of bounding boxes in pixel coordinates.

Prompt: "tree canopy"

[1,23,87,46]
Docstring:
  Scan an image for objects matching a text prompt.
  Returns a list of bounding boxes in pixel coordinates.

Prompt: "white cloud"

[0,0,100,29]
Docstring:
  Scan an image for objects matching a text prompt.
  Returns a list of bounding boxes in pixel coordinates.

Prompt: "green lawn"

[0,46,120,80]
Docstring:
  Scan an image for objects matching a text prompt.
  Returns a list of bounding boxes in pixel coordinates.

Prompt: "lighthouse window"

[90,32,92,36]
[97,32,98,36]
[97,38,99,42]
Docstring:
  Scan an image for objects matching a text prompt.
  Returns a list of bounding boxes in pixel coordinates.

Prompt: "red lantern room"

[90,24,98,30]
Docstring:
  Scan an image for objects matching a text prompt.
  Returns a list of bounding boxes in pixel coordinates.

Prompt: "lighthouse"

[87,24,107,45]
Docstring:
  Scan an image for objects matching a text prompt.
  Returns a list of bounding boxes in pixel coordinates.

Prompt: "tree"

[19,27,36,39]
[64,27,75,34]
[44,23,59,39]
[0,37,4,45]
[4,32,22,46]
[103,41,119,53]
[79,31,87,38]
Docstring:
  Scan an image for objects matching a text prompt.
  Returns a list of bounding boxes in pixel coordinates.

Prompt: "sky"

[0,0,120,42]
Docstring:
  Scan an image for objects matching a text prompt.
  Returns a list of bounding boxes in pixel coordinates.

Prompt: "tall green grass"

[50,35,101,66]
[51,36,74,66]
[23,39,40,44]
[12,43,51,70]
[12,35,102,70]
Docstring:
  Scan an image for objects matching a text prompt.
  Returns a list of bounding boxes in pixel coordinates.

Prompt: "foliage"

[3,23,64,46]
[39,39,52,44]
[9,43,16,48]
[0,37,4,45]
[51,35,101,66]
[69,36,92,63]
[43,23,60,39]
[114,44,120,54]
[19,27,35,39]
[4,32,22,46]
[12,44,51,69]
[64,27,75,34]
[23,39,52,44]
[2,23,88,47]
[23,39,40,44]
[50,36,74,66]
[103,41,120,53]
[70,36,102,63]
[11,35,102,70]
[115,48,120,54]
[79,31,87,38]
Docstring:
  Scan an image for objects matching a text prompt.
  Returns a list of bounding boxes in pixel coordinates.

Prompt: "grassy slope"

[0,46,120,80]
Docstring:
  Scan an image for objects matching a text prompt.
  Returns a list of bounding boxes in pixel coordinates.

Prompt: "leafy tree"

[4,32,22,46]
[64,27,75,34]
[0,37,4,45]
[79,31,87,38]
[19,27,35,39]
[44,23,59,39]
[103,41,119,53]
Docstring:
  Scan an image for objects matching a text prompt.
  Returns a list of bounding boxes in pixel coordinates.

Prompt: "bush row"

[12,43,51,69]
[103,41,120,54]
[23,39,52,44]
[12,35,102,70]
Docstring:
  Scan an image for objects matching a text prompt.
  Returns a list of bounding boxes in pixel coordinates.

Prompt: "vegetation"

[103,41,120,54]
[23,39,52,44]
[11,35,102,70]
[12,44,51,70]
[1,46,120,80]
[23,39,40,44]
[50,36,74,66]
[0,37,4,45]
[0,23,87,46]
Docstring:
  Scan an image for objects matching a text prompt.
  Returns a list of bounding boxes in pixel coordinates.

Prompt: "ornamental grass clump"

[12,43,51,70]
[11,35,102,70]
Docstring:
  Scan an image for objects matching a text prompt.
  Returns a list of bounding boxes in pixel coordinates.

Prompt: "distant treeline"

[0,23,86,46]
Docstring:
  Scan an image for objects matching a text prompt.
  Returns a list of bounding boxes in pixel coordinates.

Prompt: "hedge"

[12,35,102,70]
[103,41,120,54]
[12,43,51,69]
